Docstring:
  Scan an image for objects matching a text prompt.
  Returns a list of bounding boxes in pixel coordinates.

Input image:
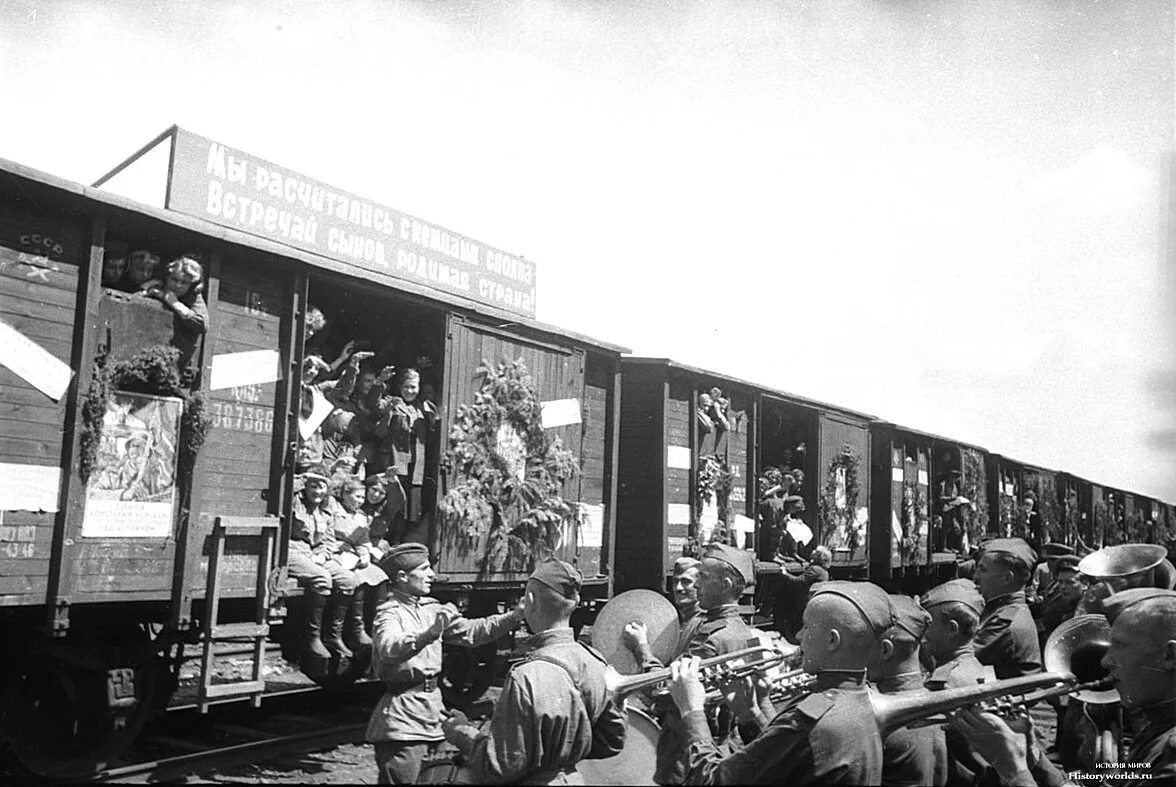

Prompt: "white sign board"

[0,318,73,401]
[0,463,62,512]
[209,350,282,390]
[667,503,691,525]
[540,399,581,429]
[667,446,692,470]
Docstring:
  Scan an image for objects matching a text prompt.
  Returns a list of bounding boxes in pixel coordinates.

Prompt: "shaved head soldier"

[667,580,892,785]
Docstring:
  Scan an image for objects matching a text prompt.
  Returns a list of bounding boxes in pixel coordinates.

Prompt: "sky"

[2,0,1173,500]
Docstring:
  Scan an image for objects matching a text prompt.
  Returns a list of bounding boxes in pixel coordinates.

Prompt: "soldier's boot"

[322,593,353,660]
[303,591,332,661]
[345,586,372,650]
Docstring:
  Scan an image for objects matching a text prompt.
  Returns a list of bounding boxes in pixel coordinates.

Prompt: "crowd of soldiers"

[348,534,1175,785]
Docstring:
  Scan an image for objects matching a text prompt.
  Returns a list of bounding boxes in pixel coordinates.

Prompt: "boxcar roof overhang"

[870,420,991,455]
[621,356,878,422]
[0,158,629,357]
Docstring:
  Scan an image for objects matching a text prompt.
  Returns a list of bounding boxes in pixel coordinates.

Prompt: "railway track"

[91,681,385,784]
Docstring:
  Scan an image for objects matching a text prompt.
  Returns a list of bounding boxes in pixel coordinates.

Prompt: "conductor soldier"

[366,543,525,784]
[667,580,894,785]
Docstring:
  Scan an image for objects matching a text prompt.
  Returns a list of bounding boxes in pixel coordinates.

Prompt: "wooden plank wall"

[614,375,663,593]
[189,258,287,597]
[437,321,585,581]
[0,204,84,604]
[665,379,692,575]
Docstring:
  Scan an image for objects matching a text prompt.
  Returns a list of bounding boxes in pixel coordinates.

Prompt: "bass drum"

[576,706,661,786]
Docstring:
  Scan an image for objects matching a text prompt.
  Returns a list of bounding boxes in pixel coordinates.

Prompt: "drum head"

[591,590,679,675]
[576,706,661,786]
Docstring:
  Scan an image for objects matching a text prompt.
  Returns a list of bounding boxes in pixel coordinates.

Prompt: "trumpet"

[870,670,1116,735]
[604,645,794,702]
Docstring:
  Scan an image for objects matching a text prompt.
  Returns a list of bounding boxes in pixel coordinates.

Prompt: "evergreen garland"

[961,448,989,541]
[819,443,861,556]
[439,360,580,576]
[78,337,111,484]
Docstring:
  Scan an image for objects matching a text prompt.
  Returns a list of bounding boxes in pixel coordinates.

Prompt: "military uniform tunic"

[453,628,627,785]
[974,591,1042,679]
[656,604,768,785]
[680,671,884,785]
[366,591,520,743]
[926,645,997,787]
[876,672,948,787]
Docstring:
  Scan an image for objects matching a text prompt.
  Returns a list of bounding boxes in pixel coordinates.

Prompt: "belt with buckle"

[385,676,439,694]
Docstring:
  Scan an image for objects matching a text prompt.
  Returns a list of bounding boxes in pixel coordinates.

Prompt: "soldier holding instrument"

[667,580,893,785]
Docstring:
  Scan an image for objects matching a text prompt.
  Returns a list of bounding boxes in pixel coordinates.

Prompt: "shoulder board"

[420,597,440,606]
[795,692,833,721]
[699,618,731,635]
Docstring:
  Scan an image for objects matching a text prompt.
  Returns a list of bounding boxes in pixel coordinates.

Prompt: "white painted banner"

[667,445,692,470]
[299,386,334,440]
[209,350,282,390]
[0,463,61,512]
[540,398,581,429]
[0,318,73,401]
[578,502,604,548]
[668,503,692,525]
[732,513,757,534]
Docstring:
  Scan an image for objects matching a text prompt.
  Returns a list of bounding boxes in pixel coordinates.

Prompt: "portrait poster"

[82,391,183,538]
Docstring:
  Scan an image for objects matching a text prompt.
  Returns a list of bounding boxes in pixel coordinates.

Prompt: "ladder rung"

[210,622,269,638]
[202,680,266,698]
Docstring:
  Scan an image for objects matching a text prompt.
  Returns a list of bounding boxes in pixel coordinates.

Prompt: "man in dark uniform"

[667,580,893,785]
[443,558,626,784]
[366,543,525,784]
[949,587,1176,786]
[920,578,994,691]
[870,594,948,787]
[653,543,772,785]
[972,538,1042,679]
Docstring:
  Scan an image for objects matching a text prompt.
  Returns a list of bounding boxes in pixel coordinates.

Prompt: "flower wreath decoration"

[819,443,861,555]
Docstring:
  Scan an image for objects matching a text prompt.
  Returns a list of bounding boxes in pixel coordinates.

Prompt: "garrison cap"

[382,542,430,574]
[920,578,986,617]
[673,557,701,577]
[529,558,582,600]
[1054,555,1081,572]
[701,543,754,587]
[1040,542,1076,559]
[887,594,932,641]
[981,538,1038,572]
[1101,588,1176,624]
[809,580,896,635]
[300,464,330,483]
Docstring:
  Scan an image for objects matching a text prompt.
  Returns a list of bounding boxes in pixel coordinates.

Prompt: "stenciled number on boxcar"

[210,401,274,433]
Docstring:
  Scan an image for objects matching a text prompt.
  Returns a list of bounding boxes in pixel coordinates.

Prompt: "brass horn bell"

[1077,544,1166,583]
[1043,614,1119,705]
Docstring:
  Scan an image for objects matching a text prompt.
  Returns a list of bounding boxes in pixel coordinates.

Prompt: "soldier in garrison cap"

[668,580,891,785]
[652,542,772,785]
[869,595,948,787]
[973,538,1043,679]
[1029,542,1076,610]
[951,588,1176,786]
[443,559,627,784]
[366,543,525,784]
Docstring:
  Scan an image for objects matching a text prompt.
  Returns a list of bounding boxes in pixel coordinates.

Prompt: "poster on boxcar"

[82,391,182,538]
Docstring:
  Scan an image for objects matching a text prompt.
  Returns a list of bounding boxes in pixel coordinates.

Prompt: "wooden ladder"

[197,516,282,714]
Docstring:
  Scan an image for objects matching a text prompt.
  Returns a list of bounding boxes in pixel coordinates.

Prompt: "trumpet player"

[666,580,894,785]
[973,538,1043,679]
[948,588,1176,785]
[869,595,947,787]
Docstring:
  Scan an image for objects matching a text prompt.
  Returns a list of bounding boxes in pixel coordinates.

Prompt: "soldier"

[667,580,892,785]
[653,543,772,785]
[972,538,1042,678]
[366,543,524,784]
[949,588,1176,785]
[870,594,947,787]
[442,558,627,783]
[287,466,358,664]
[919,578,993,785]
[622,556,704,671]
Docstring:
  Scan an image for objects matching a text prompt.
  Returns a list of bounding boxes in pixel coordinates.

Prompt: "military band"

[360,538,1176,786]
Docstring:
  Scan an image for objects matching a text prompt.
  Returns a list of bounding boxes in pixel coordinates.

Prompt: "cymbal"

[1077,544,1166,580]
[591,589,679,675]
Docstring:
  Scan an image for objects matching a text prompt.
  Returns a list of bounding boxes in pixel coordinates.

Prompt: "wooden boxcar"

[0,155,624,777]
[614,358,873,598]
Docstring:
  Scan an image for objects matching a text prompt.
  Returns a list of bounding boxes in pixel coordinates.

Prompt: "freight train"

[0,133,1171,779]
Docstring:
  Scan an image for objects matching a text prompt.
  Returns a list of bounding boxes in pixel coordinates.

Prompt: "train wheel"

[0,632,171,781]
[440,640,501,708]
